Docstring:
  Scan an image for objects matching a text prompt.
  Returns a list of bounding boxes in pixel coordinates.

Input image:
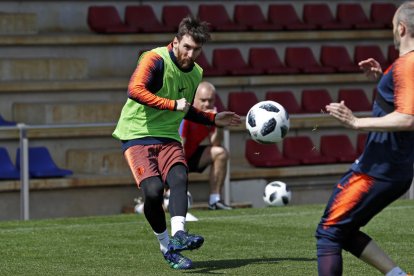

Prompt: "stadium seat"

[388,45,399,64]
[268,4,316,30]
[354,45,389,70]
[285,47,335,74]
[265,91,304,114]
[370,3,397,29]
[248,48,300,75]
[212,48,262,76]
[336,3,383,29]
[338,89,371,112]
[16,147,73,178]
[0,114,16,126]
[234,4,282,31]
[215,94,226,112]
[162,5,193,32]
[283,136,337,165]
[227,91,258,116]
[87,6,138,33]
[320,45,360,73]
[198,4,246,32]
[245,140,300,167]
[357,133,368,155]
[303,4,351,30]
[301,89,333,113]
[320,135,358,163]
[0,147,20,180]
[196,52,226,77]
[125,5,174,33]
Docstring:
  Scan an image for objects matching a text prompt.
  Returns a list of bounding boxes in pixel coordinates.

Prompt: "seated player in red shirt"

[180,81,232,210]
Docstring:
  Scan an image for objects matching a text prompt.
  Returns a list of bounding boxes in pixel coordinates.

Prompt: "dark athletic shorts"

[187,145,209,173]
[124,141,188,187]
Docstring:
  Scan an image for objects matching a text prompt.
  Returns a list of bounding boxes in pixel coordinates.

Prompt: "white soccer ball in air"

[246,101,290,144]
[263,181,292,206]
[163,189,193,211]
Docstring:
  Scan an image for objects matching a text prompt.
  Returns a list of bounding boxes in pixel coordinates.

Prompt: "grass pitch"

[0,200,413,275]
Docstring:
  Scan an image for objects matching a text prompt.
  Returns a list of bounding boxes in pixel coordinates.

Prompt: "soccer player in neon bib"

[113,16,241,269]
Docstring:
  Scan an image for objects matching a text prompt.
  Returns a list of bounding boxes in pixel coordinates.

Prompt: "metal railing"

[1,123,413,220]
[0,123,232,220]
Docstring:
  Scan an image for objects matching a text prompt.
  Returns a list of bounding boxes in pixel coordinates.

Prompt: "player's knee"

[213,146,229,161]
[316,237,342,257]
[141,177,164,202]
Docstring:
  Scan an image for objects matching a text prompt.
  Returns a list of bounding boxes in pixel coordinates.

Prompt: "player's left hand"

[214,111,242,127]
[326,101,357,129]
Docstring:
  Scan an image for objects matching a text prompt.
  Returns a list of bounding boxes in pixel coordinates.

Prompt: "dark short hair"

[176,15,211,44]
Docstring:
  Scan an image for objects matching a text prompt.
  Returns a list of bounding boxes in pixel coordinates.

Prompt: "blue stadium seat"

[0,114,16,126]
[16,147,73,178]
[0,147,20,180]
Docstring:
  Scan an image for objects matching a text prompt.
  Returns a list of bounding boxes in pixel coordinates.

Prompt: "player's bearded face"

[176,47,194,69]
[174,35,202,69]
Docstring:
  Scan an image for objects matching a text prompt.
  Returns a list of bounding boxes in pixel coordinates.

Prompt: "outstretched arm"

[326,101,414,131]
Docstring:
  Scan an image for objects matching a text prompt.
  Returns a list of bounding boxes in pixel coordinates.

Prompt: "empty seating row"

[87,3,396,34]
[246,133,368,167]
[226,89,373,116]
[0,147,72,180]
[198,45,397,77]
[5,88,370,126]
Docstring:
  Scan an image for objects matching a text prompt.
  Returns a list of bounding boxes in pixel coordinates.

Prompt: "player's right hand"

[176,98,190,113]
[358,58,383,80]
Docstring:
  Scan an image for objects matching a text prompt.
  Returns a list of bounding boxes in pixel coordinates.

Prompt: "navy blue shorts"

[316,170,412,244]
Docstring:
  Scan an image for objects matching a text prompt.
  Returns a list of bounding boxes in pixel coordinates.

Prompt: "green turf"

[0,200,413,275]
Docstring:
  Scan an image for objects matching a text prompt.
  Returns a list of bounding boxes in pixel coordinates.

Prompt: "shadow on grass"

[186,257,316,274]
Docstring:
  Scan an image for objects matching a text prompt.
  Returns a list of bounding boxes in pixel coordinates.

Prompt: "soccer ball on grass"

[263,181,292,206]
[246,101,290,144]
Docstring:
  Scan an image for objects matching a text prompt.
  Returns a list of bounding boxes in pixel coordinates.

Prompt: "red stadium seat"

[338,89,371,112]
[196,52,226,77]
[227,91,258,116]
[320,135,358,163]
[357,133,368,155]
[162,5,193,32]
[268,4,316,30]
[265,91,304,114]
[234,4,283,31]
[354,45,389,70]
[301,89,333,113]
[249,48,300,75]
[212,48,262,76]
[388,45,399,64]
[370,3,397,29]
[283,136,337,165]
[125,5,174,33]
[320,45,360,73]
[87,6,138,33]
[336,3,383,29]
[303,4,351,30]
[245,140,300,167]
[198,4,246,32]
[285,47,335,74]
[215,93,226,112]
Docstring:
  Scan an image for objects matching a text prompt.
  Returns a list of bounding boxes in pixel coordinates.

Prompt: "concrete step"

[12,101,123,124]
[67,148,127,175]
[0,13,37,35]
[0,58,88,81]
